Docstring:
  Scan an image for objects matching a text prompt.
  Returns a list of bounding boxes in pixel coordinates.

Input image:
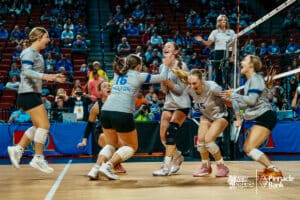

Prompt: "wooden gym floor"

[0,161,299,200]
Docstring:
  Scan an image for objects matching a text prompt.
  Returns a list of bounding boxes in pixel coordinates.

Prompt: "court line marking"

[45,159,72,200]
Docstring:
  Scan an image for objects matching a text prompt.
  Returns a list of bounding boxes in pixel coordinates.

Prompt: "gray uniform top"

[189,81,227,121]
[232,73,272,120]
[102,66,169,113]
[18,47,44,94]
[208,29,235,50]
[162,61,191,110]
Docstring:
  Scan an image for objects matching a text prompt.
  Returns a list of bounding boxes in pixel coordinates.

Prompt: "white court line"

[45,159,72,200]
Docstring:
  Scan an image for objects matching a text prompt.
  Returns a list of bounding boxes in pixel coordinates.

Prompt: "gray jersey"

[208,29,235,50]
[102,66,169,113]
[189,81,227,121]
[18,47,44,94]
[232,73,272,120]
[162,61,191,110]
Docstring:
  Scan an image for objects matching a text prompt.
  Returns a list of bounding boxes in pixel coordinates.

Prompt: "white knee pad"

[205,142,220,155]
[99,144,116,159]
[197,142,207,153]
[34,128,48,144]
[116,146,135,161]
[247,148,264,161]
[25,126,36,140]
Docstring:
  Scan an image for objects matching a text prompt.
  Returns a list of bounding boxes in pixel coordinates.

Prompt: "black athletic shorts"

[163,108,190,116]
[100,110,135,132]
[17,93,42,111]
[254,110,277,131]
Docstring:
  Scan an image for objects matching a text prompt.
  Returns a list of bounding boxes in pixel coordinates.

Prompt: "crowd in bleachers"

[0,0,300,123]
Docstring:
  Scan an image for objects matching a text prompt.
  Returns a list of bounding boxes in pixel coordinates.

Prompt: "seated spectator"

[168,31,184,47]
[12,45,22,62]
[267,91,279,112]
[147,48,162,66]
[54,88,69,103]
[41,92,52,110]
[0,24,9,39]
[44,39,60,58]
[8,107,31,123]
[80,63,88,73]
[48,23,61,38]
[181,49,191,64]
[134,104,154,121]
[281,10,294,29]
[51,96,69,122]
[132,4,144,20]
[88,61,108,81]
[63,18,74,31]
[44,53,56,73]
[200,18,214,29]
[150,32,163,49]
[183,31,195,53]
[145,45,153,64]
[72,34,88,54]
[40,10,51,22]
[188,52,201,69]
[8,63,21,78]
[10,25,25,45]
[267,39,281,55]
[147,60,160,74]
[61,26,74,47]
[5,75,20,90]
[258,42,268,57]
[126,23,140,37]
[242,39,256,56]
[117,37,131,56]
[55,54,73,73]
[73,23,88,38]
[141,30,151,45]
[285,38,300,55]
[71,79,87,97]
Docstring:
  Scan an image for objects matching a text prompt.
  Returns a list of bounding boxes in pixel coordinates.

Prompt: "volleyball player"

[7,27,66,173]
[221,55,283,178]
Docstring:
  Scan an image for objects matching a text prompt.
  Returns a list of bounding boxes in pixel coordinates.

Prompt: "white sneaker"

[152,164,171,176]
[7,146,23,168]
[98,162,120,180]
[170,154,184,174]
[87,165,99,180]
[29,157,54,174]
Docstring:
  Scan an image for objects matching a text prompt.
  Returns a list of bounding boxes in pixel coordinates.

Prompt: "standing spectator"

[88,61,108,82]
[88,70,104,100]
[68,86,91,121]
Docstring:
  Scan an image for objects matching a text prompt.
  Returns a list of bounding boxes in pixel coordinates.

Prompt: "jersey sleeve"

[138,65,169,84]
[231,75,264,106]
[21,51,44,79]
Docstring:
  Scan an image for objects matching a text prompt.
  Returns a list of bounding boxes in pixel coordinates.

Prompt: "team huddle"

[7,26,283,181]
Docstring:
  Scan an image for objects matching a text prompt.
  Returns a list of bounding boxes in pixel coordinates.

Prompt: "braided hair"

[113,54,142,75]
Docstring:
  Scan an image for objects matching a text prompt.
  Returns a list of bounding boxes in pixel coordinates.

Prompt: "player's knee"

[98,134,106,147]
[99,144,116,159]
[165,122,180,145]
[247,148,264,161]
[34,128,48,144]
[205,142,220,154]
[197,141,206,153]
[116,146,135,161]
[25,126,36,140]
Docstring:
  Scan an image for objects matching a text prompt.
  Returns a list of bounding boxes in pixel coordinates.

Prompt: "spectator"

[106,14,118,50]
[73,23,88,38]
[51,96,69,122]
[147,48,162,66]
[79,63,88,73]
[168,31,184,47]
[44,53,56,73]
[132,4,144,20]
[291,87,300,118]
[147,60,160,74]
[188,52,201,69]
[149,92,162,121]
[141,30,151,45]
[63,18,74,31]
[285,38,300,55]
[8,63,21,78]
[12,45,23,63]
[41,93,52,110]
[258,42,268,57]
[242,39,256,56]
[135,91,148,109]
[54,88,69,103]
[117,37,131,56]
[134,104,154,121]
[0,24,9,39]
[5,75,20,90]
[10,25,25,44]
[71,79,87,97]
[61,26,74,47]
[267,39,280,55]
[88,61,108,81]
[88,70,104,100]
[126,22,140,37]
[72,34,88,54]
[8,107,31,123]
[150,32,164,49]
[44,39,60,58]
[55,54,73,73]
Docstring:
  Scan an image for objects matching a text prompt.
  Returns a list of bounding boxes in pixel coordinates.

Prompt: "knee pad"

[247,148,264,161]
[25,126,36,140]
[34,128,48,144]
[166,122,180,145]
[205,142,220,155]
[197,142,207,153]
[99,144,116,160]
[116,146,135,161]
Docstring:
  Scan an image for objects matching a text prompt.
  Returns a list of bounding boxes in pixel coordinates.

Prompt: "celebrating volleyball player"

[7,27,66,173]
[152,42,191,176]
[97,54,171,180]
[221,55,283,178]
[77,81,126,180]
[188,69,230,177]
